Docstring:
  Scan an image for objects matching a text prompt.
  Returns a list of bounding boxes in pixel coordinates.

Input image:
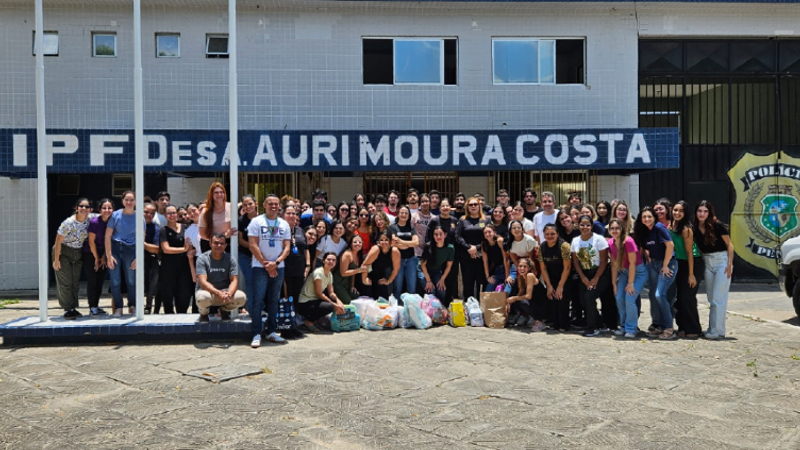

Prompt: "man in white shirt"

[248,194,292,348]
[532,191,558,244]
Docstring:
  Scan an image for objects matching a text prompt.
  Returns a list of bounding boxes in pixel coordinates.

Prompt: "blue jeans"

[421,268,448,302]
[238,253,254,313]
[394,256,419,297]
[109,241,136,309]
[485,264,516,293]
[616,264,648,334]
[647,259,678,330]
[703,252,731,336]
[252,266,285,336]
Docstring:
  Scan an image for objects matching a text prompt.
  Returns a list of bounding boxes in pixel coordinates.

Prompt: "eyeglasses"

[359,213,370,217]
[340,208,349,211]
[468,203,479,207]
[77,205,90,209]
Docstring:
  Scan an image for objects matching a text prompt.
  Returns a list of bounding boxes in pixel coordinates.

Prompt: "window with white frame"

[156,33,180,58]
[492,38,585,85]
[363,38,457,85]
[93,33,117,57]
[206,34,229,58]
[32,31,59,56]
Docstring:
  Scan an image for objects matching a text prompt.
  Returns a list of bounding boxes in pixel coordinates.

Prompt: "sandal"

[684,333,701,339]
[301,322,320,333]
[658,329,678,340]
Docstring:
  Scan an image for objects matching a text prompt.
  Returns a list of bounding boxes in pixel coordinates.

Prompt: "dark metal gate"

[638,39,800,280]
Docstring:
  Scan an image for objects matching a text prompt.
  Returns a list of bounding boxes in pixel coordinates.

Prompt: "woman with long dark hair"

[693,200,733,340]
[198,182,237,253]
[237,195,259,316]
[571,215,611,337]
[505,258,540,327]
[419,224,455,305]
[389,205,419,296]
[490,205,509,240]
[481,223,509,293]
[607,218,646,338]
[671,201,703,338]
[361,230,401,299]
[337,201,351,223]
[54,197,91,319]
[332,234,368,304]
[596,201,612,225]
[634,206,677,339]
[537,224,572,332]
[159,204,194,314]
[355,206,373,256]
[83,198,113,315]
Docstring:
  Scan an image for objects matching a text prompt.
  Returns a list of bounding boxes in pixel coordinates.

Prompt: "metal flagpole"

[229,0,239,260]
[35,0,48,322]
[133,0,145,320]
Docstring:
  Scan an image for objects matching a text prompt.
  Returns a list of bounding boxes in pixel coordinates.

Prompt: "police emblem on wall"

[728,153,800,277]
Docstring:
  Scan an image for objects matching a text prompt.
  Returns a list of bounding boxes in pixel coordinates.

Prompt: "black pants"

[567,273,584,325]
[600,288,619,329]
[546,270,573,331]
[674,258,703,334]
[366,266,393,300]
[284,275,305,305]
[297,299,334,323]
[578,269,611,331]
[459,254,485,301]
[144,254,160,311]
[444,257,460,306]
[159,258,194,314]
[82,252,107,309]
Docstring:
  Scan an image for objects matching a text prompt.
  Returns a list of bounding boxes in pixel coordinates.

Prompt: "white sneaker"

[613,329,625,336]
[265,332,288,345]
[113,309,122,317]
[250,334,261,348]
[624,332,637,339]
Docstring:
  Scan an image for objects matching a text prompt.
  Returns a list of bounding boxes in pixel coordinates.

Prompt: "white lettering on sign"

[599,133,623,164]
[90,135,128,166]
[452,135,477,166]
[144,135,167,166]
[46,135,79,165]
[626,133,651,163]
[360,135,390,166]
[516,135,540,165]
[197,141,217,166]
[424,136,448,166]
[544,134,569,165]
[481,135,506,166]
[172,141,192,166]
[341,135,350,166]
[13,134,27,167]
[252,135,278,166]
[395,135,418,166]
[572,134,597,165]
[283,135,307,166]
[313,135,337,166]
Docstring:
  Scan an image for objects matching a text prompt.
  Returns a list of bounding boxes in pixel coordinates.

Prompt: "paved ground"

[1,285,799,449]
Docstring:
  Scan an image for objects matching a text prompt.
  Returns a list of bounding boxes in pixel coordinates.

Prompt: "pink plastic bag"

[421,294,449,325]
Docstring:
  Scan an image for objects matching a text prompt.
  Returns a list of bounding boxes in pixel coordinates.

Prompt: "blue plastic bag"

[331,305,361,332]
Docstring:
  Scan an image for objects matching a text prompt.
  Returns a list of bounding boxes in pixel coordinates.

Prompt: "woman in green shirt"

[670,200,702,338]
[297,252,345,332]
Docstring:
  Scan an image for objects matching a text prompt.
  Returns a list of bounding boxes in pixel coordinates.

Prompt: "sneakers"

[526,316,536,327]
[265,332,288,345]
[598,327,610,333]
[250,334,261,348]
[198,314,210,323]
[613,329,625,336]
[112,309,122,317]
[583,329,600,337]
[90,307,106,316]
[144,307,152,314]
[530,321,546,332]
[63,309,81,320]
[220,310,232,323]
[624,332,637,339]
[506,312,520,326]
[704,332,724,340]
[517,315,529,327]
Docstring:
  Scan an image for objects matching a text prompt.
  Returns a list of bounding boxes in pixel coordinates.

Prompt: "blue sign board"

[0,128,678,175]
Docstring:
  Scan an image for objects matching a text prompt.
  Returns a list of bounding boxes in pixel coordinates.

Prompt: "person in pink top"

[607,218,647,338]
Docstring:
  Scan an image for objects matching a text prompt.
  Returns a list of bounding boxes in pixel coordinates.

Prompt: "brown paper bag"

[480,291,508,329]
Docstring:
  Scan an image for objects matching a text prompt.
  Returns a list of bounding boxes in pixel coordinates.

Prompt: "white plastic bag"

[402,293,433,330]
[361,301,396,330]
[466,296,484,327]
[398,303,413,328]
[351,297,375,322]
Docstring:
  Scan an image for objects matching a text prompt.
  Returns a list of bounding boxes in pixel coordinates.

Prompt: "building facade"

[0,0,798,289]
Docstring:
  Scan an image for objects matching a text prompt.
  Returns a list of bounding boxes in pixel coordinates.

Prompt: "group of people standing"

[52,184,734,348]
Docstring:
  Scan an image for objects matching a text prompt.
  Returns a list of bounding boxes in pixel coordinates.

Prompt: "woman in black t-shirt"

[159,204,194,314]
[538,224,573,332]
[456,197,489,300]
[693,200,733,340]
[389,206,419,297]
[238,195,258,316]
[481,224,509,293]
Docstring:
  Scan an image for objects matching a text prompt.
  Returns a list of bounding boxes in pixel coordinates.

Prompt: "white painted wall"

[0,178,41,289]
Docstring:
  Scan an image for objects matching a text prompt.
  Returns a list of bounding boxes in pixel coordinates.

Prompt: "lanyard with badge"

[265,215,279,247]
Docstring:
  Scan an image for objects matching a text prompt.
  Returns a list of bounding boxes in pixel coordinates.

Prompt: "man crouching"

[196,233,246,322]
